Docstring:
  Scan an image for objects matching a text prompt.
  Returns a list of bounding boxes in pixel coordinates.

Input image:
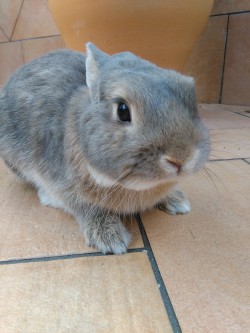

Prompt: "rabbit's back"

[0,49,86,179]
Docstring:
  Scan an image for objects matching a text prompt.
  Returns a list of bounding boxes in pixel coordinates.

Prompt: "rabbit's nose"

[166,157,183,174]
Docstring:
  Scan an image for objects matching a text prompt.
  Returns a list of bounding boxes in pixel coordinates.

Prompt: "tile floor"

[1,1,250,332]
[1,104,250,333]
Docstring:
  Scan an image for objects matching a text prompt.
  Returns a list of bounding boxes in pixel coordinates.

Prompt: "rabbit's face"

[83,44,210,191]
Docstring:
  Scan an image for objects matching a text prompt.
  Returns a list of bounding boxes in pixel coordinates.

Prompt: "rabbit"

[0,43,210,254]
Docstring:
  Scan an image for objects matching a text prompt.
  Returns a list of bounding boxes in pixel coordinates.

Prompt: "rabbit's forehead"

[103,74,170,107]
[104,78,186,118]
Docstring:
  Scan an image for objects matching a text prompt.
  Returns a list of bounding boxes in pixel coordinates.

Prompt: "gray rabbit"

[0,43,210,254]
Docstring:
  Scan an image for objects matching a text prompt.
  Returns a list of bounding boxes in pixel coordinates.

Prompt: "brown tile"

[0,253,172,332]
[0,161,143,261]
[142,160,250,332]
[22,35,66,63]
[12,0,59,41]
[210,128,250,160]
[221,13,250,106]
[0,0,23,39]
[199,103,250,129]
[183,16,228,103]
[0,41,24,87]
[0,26,8,42]
[211,0,250,15]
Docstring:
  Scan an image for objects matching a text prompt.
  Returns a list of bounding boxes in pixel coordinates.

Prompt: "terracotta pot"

[48,0,213,71]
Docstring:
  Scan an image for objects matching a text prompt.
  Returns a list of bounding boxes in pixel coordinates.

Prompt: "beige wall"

[184,0,250,105]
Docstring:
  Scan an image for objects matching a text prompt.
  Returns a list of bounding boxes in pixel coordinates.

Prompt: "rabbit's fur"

[0,43,210,254]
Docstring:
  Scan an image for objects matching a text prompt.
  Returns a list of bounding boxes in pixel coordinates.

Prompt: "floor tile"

[211,0,250,15]
[0,252,172,333]
[183,16,227,103]
[199,104,250,129]
[22,35,65,63]
[11,0,59,41]
[210,128,250,160]
[221,13,250,105]
[141,160,250,332]
[0,0,23,39]
[199,104,250,160]
[0,161,143,261]
[0,41,24,87]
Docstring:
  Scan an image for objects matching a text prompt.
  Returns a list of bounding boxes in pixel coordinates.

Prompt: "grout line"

[0,25,9,41]
[135,214,182,333]
[243,159,250,165]
[10,0,24,41]
[210,10,250,17]
[0,34,61,44]
[230,111,250,119]
[10,34,62,43]
[215,106,250,119]
[0,252,105,265]
[219,14,229,104]
[0,248,145,265]
[208,157,250,162]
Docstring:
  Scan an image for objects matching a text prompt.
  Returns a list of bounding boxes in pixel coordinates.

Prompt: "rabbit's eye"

[117,103,131,122]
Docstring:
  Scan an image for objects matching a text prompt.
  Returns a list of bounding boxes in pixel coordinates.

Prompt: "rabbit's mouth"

[87,164,119,188]
[87,162,178,191]
[121,176,178,191]
[87,145,208,192]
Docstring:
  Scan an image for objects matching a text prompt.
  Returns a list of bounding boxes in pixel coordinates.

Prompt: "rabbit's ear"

[85,43,110,91]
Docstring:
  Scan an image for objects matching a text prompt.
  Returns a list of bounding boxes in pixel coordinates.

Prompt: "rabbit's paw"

[157,189,191,215]
[83,214,131,254]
